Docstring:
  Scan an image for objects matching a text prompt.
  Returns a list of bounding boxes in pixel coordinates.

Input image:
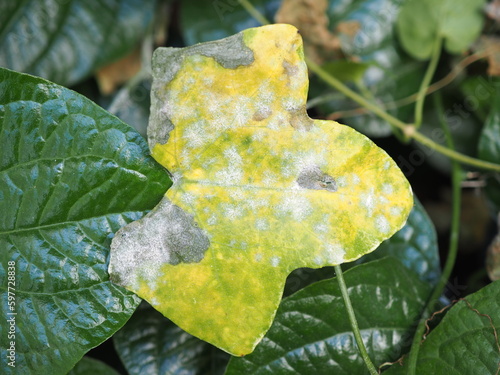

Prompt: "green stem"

[414,37,442,129]
[237,0,270,25]
[334,265,378,375]
[407,93,462,374]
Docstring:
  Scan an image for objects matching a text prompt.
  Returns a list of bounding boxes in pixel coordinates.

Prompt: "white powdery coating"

[183,120,209,148]
[180,192,196,206]
[248,197,270,210]
[222,203,244,220]
[360,188,376,217]
[223,146,243,165]
[390,206,403,216]
[351,174,361,185]
[215,165,243,185]
[324,243,346,264]
[255,253,263,262]
[276,193,313,222]
[110,224,171,291]
[207,215,217,226]
[382,183,394,195]
[290,62,308,90]
[255,218,269,231]
[262,170,278,186]
[270,256,281,267]
[215,146,244,184]
[267,112,287,130]
[251,129,266,142]
[376,214,391,234]
[281,96,302,112]
[229,189,245,200]
[314,223,329,234]
[384,160,391,170]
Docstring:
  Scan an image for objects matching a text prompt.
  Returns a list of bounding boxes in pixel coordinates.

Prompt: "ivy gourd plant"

[1,1,500,374]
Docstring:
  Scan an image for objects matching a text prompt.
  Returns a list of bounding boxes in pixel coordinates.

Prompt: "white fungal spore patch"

[184,120,209,148]
[351,174,361,185]
[222,203,244,220]
[270,256,281,267]
[382,183,394,195]
[255,218,269,231]
[276,193,313,222]
[360,188,376,217]
[376,214,391,234]
[390,206,403,216]
[324,243,346,264]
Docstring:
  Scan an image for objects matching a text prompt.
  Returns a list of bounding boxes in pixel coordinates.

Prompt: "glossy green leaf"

[397,0,487,60]
[67,357,120,375]
[0,67,171,374]
[385,280,500,374]
[109,24,413,356]
[479,94,500,211]
[114,302,229,375]
[225,257,431,374]
[350,197,440,286]
[0,0,155,86]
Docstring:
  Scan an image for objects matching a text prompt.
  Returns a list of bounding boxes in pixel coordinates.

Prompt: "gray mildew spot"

[108,197,210,289]
[297,165,337,192]
[149,33,254,149]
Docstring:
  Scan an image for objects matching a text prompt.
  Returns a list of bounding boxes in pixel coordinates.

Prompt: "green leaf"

[67,357,120,375]
[396,0,487,60]
[0,67,171,374]
[350,197,440,286]
[385,280,500,374]
[109,24,413,356]
[0,0,155,86]
[225,257,431,374]
[479,94,500,211]
[114,302,229,375]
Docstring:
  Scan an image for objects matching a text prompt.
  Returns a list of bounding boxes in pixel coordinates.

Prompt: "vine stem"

[414,37,442,129]
[407,93,462,374]
[334,265,378,375]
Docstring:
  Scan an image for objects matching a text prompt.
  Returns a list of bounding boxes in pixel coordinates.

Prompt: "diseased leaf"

[0,67,170,374]
[0,0,155,86]
[285,197,440,296]
[384,280,500,374]
[226,258,431,374]
[67,357,120,375]
[108,24,413,356]
[114,302,229,375]
[397,0,487,60]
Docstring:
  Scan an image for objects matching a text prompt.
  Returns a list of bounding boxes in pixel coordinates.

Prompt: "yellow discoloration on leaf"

[110,24,413,356]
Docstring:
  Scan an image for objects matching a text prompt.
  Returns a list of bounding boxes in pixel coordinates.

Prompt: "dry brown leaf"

[275,0,342,64]
[475,36,500,77]
[96,45,142,95]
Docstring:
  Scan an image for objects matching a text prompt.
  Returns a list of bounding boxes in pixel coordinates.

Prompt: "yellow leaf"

[108,24,413,356]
